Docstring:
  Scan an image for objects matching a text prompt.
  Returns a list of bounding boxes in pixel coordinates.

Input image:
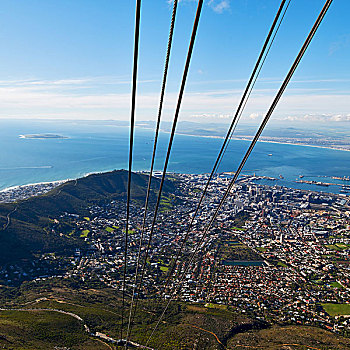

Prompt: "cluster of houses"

[2,172,350,335]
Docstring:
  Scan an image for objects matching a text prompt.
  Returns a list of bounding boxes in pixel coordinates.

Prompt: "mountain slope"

[0,170,175,265]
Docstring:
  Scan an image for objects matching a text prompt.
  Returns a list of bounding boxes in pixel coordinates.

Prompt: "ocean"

[0,119,349,195]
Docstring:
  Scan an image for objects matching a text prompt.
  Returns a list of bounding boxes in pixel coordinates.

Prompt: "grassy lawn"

[80,229,90,238]
[256,247,267,252]
[330,281,344,289]
[122,229,135,234]
[221,241,262,261]
[325,244,340,250]
[159,194,175,213]
[325,243,349,251]
[336,243,348,249]
[160,266,169,272]
[277,261,287,268]
[322,303,350,316]
[105,226,114,233]
[204,303,227,310]
[83,217,90,221]
[231,226,245,231]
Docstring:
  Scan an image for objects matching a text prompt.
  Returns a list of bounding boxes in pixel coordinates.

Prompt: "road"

[2,206,17,230]
[0,306,154,349]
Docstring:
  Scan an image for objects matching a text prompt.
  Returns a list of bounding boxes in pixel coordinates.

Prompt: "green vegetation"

[221,242,262,261]
[256,247,267,252]
[231,226,245,231]
[325,243,349,251]
[336,243,348,249]
[0,277,261,350]
[204,303,227,310]
[0,309,106,349]
[0,277,349,349]
[230,211,251,228]
[69,229,76,236]
[326,244,339,250]
[2,171,350,348]
[80,229,90,238]
[322,303,350,316]
[277,261,287,268]
[330,281,344,289]
[0,170,176,267]
[227,325,350,349]
[122,229,135,234]
[159,194,175,213]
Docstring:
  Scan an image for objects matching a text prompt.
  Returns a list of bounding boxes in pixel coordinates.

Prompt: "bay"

[0,119,349,195]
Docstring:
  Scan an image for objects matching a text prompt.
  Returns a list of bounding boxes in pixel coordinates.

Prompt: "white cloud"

[191,113,230,119]
[248,113,262,120]
[208,0,230,14]
[283,114,350,122]
[329,34,350,56]
[0,76,348,123]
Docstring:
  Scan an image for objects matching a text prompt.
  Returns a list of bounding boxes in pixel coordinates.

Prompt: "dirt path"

[184,323,226,348]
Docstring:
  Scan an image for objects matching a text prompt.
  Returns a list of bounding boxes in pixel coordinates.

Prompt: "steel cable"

[125,0,179,345]
[145,0,333,345]
[125,2,204,343]
[120,0,142,341]
[156,0,291,308]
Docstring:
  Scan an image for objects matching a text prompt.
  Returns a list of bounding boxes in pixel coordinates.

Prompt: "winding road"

[2,206,17,230]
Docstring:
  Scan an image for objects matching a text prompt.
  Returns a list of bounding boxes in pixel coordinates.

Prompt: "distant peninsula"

[19,133,68,139]
[134,121,350,152]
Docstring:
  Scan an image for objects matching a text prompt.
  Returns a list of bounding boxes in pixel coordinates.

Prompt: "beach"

[0,180,67,203]
[166,130,350,153]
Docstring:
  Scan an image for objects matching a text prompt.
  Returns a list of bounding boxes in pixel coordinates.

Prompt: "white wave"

[0,166,53,170]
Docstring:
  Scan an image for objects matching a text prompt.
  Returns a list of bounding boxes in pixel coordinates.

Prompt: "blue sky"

[0,0,348,124]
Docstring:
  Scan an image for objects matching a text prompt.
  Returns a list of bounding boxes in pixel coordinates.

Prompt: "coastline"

[0,167,347,199]
[166,130,350,153]
[133,124,350,152]
[0,179,68,193]
[0,127,349,195]
[0,170,115,193]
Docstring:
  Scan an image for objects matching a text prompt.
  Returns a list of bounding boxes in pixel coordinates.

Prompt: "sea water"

[0,119,349,194]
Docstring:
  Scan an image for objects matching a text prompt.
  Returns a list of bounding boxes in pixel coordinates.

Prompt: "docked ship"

[315,182,329,187]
